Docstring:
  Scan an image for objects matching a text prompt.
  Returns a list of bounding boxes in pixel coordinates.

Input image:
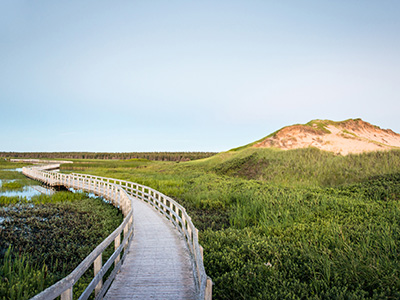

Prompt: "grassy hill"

[58,147,400,299]
[212,147,400,186]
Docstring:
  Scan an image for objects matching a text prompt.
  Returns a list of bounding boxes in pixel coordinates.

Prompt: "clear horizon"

[1,1,399,152]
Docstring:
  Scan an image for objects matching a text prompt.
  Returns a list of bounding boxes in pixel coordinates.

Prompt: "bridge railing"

[23,164,212,300]
[69,173,213,300]
[22,166,134,300]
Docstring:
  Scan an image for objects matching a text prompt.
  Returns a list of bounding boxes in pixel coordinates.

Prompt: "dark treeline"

[0,152,217,162]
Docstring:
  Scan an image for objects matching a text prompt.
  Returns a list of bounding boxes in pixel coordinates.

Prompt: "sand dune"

[253,119,400,155]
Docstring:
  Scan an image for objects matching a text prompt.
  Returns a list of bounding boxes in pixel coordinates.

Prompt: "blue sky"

[1,1,399,152]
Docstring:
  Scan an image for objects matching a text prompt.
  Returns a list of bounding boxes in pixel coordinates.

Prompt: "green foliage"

[304,119,335,133]
[0,151,216,162]
[0,192,123,299]
[201,222,400,299]
[0,246,57,300]
[0,181,23,190]
[57,149,400,299]
[213,148,400,187]
[0,196,21,206]
[60,159,154,171]
[0,171,26,180]
[0,167,39,190]
[0,161,30,169]
[340,173,400,201]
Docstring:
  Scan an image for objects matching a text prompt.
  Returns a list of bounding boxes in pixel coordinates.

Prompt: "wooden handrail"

[23,163,212,300]
[68,172,213,300]
[23,165,134,300]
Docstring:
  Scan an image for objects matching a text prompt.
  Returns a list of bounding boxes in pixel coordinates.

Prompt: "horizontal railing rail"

[67,173,213,300]
[23,163,212,300]
[23,165,134,300]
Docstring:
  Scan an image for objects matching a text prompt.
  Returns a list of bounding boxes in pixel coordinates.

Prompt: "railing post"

[123,223,129,252]
[168,200,173,217]
[130,214,133,229]
[205,278,213,300]
[193,228,199,253]
[94,254,102,296]
[23,163,211,300]
[188,225,192,242]
[115,234,121,267]
[118,187,121,207]
[61,287,73,300]
[120,191,125,215]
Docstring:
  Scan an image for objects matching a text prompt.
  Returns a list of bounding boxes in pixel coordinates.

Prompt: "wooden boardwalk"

[105,196,196,299]
[22,164,211,300]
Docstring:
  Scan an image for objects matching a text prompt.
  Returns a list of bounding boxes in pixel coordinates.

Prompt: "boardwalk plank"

[22,165,206,299]
[104,196,196,300]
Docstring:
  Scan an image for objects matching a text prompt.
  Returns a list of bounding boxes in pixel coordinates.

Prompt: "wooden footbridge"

[22,163,212,300]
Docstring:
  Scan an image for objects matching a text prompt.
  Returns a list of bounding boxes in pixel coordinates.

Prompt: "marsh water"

[0,168,56,199]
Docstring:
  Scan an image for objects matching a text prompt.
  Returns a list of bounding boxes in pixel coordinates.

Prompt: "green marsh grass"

[33,148,400,299]
[0,191,123,300]
[0,163,39,190]
[0,181,23,190]
[0,160,32,170]
[0,246,57,300]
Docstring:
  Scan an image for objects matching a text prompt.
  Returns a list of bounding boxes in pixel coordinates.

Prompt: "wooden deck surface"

[104,196,196,300]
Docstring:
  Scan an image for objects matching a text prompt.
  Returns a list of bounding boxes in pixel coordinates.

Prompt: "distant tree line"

[0,152,217,162]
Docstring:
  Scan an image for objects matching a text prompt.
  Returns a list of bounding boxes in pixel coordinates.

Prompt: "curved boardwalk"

[105,196,196,299]
[22,163,211,300]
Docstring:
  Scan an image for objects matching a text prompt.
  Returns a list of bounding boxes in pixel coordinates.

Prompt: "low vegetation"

[0,181,23,190]
[0,151,216,162]
[0,164,38,190]
[59,148,400,299]
[0,187,123,299]
[2,148,400,299]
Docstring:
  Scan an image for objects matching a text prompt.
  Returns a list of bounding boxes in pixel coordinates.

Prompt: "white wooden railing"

[23,164,134,300]
[23,164,212,300]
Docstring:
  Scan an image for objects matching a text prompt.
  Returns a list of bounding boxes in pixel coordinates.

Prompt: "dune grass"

[213,148,400,187]
[42,148,400,299]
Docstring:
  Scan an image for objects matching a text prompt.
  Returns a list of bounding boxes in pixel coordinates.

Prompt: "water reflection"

[0,168,56,199]
[68,187,103,200]
[0,179,16,185]
[0,184,55,199]
[1,168,94,200]
[2,168,23,172]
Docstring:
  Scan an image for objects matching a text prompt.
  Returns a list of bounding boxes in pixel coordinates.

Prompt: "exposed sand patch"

[253,119,400,155]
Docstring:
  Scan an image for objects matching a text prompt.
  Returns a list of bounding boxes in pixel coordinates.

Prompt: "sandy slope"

[253,119,400,155]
